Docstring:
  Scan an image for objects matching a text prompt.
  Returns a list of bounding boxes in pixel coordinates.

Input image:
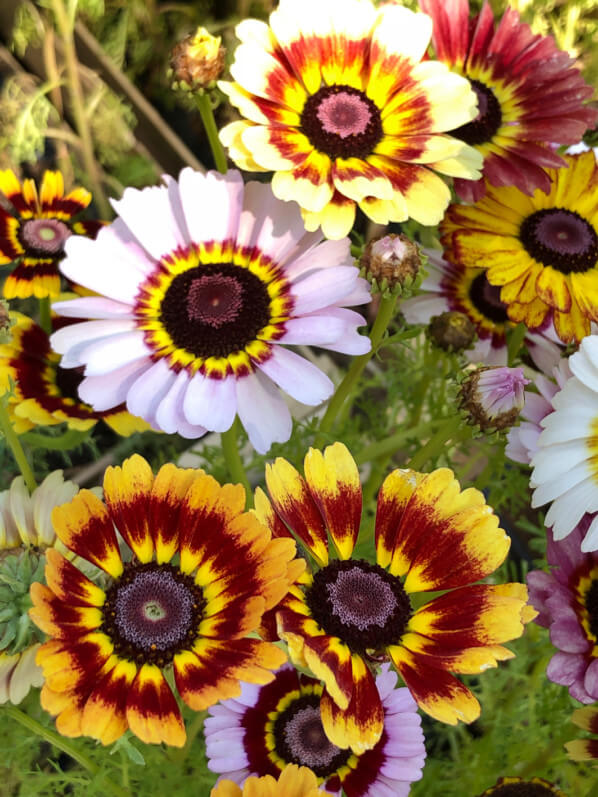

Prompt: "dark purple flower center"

[159,263,272,359]
[519,208,598,274]
[468,271,509,324]
[273,694,350,776]
[306,559,411,652]
[478,781,560,797]
[585,579,598,641]
[301,85,383,159]
[19,218,71,257]
[450,79,502,146]
[102,563,205,666]
[54,364,84,401]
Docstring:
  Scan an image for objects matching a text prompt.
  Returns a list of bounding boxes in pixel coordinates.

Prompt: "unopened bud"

[360,233,422,296]
[459,365,530,432]
[169,27,226,91]
[0,301,10,343]
[428,311,476,352]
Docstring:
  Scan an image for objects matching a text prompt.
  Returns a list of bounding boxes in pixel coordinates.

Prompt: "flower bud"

[360,233,422,296]
[169,27,226,91]
[459,365,530,432]
[428,310,476,352]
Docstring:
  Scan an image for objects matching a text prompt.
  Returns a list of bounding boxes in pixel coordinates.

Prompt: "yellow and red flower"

[29,455,302,747]
[0,313,146,436]
[218,0,482,239]
[211,763,323,797]
[0,170,103,299]
[566,706,598,763]
[476,776,568,797]
[440,151,598,344]
[419,0,597,201]
[255,442,533,753]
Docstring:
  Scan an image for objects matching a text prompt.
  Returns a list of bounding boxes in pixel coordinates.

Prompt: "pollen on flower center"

[20,218,72,256]
[300,85,383,159]
[450,79,502,146]
[468,272,509,324]
[306,559,412,652]
[186,274,243,327]
[519,208,598,274]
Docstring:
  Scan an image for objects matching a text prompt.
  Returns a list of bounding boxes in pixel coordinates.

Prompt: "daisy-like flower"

[459,366,530,432]
[401,249,562,370]
[255,442,532,753]
[475,776,567,797]
[29,454,301,747]
[0,471,80,704]
[505,360,571,466]
[211,763,324,797]
[565,706,598,762]
[0,170,103,299]
[0,313,147,436]
[531,335,598,550]
[50,169,370,454]
[419,0,597,202]
[205,662,425,796]
[218,0,482,240]
[527,518,598,704]
[440,152,598,344]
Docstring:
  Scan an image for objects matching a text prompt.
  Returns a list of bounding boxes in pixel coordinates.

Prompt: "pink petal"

[182,372,237,432]
[236,370,291,454]
[178,169,244,245]
[258,347,333,405]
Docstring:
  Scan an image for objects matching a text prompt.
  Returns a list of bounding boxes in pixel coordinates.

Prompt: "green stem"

[38,296,52,335]
[168,711,206,764]
[221,418,252,506]
[315,293,399,448]
[354,419,441,465]
[48,0,111,219]
[3,705,129,797]
[22,428,90,451]
[195,93,228,174]
[406,416,472,472]
[0,401,36,491]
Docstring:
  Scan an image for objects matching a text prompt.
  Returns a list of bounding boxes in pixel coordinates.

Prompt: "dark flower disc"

[468,271,509,324]
[19,218,72,258]
[450,79,502,146]
[519,208,598,274]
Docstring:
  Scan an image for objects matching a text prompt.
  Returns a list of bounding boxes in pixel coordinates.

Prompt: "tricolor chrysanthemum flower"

[440,152,598,344]
[401,249,562,370]
[0,471,80,705]
[527,518,598,704]
[29,454,301,747]
[459,366,530,432]
[211,763,323,797]
[475,776,567,797]
[218,0,482,239]
[566,706,598,762]
[255,442,532,753]
[531,335,598,550]
[0,313,147,436]
[0,170,102,299]
[205,662,425,796]
[50,168,370,454]
[419,0,597,201]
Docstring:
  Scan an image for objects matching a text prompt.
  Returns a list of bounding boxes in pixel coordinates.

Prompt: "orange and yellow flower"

[566,706,598,763]
[29,455,302,747]
[255,442,533,754]
[211,764,324,797]
[218,0,482,239]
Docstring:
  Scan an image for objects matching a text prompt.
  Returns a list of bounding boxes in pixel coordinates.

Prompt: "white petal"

[291,266,359,314]
[373,4,432,63]
[50,320,136,362]
[570,343,598,393]
[538,413,593,445]
[81,332,152,377]
[277,315,345,345]
[532,439,593,482]
[531,460,594,505]
[401,295,448,324]
[581,515,598,553]
[178,169,244,245]
[283,238,350,281]
[335,277,371,307]
[183,372,237,432]
[52,296,135,319]
[546,480,598,540]
[78,357,153,411]
[258,347,333,405]
[126,360,177,420]
[236,370,292,454]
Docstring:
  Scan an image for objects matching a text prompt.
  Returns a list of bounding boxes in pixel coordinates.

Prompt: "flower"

[0,471,79,704]
[169,27,226,90]
[527,518,598,703]
[419,0,597,202]
[0,170,103,299]
[565,706,598,762]
[255,442,532,753]
[401,248,562,369]
[427,310,476,352]
[505,360,571,466]
[0,313,148,436]
[218,0,482,239]
[360,234,422,296]
[50,168,370,454]
[530,335,598,550]
[29,454,300,746]
[440,152,598,344]
[211,763,324,797]
[205,662,425,796]
[459,366,530,433]
[475,776,568,797]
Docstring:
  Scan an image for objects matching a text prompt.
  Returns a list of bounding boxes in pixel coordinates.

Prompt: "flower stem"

[315,293,399,448]
[0,400,36,491]
[195,93,228,174]
[38,296,52,336]
[354,419,441,465]
[406,416,472,472]
[221,418,252,506]
[48,0,111,220]
[3,705,129,797]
